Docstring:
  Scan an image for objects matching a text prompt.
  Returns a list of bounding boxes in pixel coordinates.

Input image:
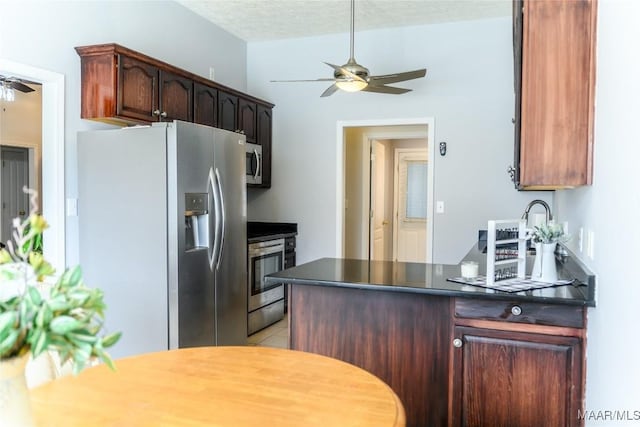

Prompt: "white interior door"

[393,149,428,262]
[1,146,29,243]
[370,141,390,261]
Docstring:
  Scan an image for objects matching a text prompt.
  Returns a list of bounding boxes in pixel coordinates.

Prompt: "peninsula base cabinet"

[288,285,587,427]
[450,327,584,427]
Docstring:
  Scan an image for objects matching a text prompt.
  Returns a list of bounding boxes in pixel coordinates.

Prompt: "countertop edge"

[268,276,595,307]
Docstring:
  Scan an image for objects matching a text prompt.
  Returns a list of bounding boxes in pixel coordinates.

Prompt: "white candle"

[461,261,479,279]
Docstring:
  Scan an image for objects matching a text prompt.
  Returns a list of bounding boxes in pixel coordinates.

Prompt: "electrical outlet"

[436,201,445,214]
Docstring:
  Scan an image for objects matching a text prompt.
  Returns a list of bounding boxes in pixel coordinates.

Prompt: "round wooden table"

[30,346,405,426]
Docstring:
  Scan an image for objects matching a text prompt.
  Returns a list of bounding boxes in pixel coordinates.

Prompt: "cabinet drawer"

[454,298,584,328]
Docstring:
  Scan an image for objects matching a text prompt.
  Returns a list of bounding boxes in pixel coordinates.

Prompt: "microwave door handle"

[215,168,226,271]
[208,168,219,271]
[254,149,260,180]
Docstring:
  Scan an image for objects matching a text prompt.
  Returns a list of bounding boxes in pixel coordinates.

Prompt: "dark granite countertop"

[265,243,596,307]
[247,221,297,243]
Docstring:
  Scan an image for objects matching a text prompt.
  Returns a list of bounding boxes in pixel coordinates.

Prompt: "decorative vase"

[538,242,558,283]
[0,354,35,427]
[531,242,543,279]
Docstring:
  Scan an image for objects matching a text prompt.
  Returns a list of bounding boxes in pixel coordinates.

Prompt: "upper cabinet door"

[516,0,597,189]
[218,91,239,132]
[256,105,272,188]
[238,98,257,144]
[117,55,159,122]
[194,83,218,128]
[159,70,193,122]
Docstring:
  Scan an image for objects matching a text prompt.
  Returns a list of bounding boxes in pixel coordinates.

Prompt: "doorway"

[0,146,31,242]
[0,59,65,269]
[339,118,435,263]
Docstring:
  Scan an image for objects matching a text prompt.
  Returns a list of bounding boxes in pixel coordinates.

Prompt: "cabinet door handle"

[511,305,522,316]
[160,111,168,118]
[453,338,463,348]
[152,109,161,117]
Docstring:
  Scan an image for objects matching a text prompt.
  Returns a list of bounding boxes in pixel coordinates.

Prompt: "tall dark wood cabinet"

[76,43,275,189]
[512,0,597,189]
[256,105,272,188]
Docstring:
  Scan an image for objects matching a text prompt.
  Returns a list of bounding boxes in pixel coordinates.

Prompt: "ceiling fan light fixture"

[335,79,368,92]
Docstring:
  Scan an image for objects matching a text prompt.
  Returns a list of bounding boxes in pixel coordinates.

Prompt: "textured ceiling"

[177,0,512,42]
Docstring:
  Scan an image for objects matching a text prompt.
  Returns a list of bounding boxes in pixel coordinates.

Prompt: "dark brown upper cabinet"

[76,43,275,189]
[218,91,239,133]
[238,99,257,144]
[256,105,272,188]
[193,83,218,128]
[512,0,597,189]
[159,70,193,122]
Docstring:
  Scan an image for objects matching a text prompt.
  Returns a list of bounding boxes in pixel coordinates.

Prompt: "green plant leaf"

[50,316,83,335]
[32,328,49,357]
[0,329,20,356]
[0,311,18,337]
[100,331,122,349]
[27,286,43,306]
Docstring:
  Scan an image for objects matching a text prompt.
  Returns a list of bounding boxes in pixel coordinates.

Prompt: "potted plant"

[0,189,121,426]
[529,222,570,283]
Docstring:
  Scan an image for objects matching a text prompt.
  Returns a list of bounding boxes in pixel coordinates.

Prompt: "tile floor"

[247,315,289,349]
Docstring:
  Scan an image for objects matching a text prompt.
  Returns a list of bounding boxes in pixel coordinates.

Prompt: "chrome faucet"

[522,199,553,224]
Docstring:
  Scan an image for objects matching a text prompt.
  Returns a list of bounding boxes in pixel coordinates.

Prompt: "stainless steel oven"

[247,239,284,335]
[246,142,262,185]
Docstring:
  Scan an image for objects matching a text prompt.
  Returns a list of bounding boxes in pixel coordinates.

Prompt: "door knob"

[19,210,25,216]
[382,220,389,225]
[453,338,463,348]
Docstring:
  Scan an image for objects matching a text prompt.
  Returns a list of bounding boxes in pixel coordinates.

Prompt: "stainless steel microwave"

[246,142,262,185]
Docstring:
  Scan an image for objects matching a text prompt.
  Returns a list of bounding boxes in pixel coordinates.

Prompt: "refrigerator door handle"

[214,167,226,271]
[208,167,219,271]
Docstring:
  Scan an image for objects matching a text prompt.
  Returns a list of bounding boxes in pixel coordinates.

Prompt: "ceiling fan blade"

[320,84,339,98]
[323,62,366,83]
[369,69,427,86]
[9,81,35,93]
[270,78,336,83]
[361,85,412,95]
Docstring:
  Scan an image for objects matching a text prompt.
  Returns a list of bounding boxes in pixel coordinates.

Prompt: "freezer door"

[170,122,217,348]
[212,129,248,345]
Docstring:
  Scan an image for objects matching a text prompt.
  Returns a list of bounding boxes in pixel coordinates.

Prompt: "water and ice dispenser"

[184,193,209,251]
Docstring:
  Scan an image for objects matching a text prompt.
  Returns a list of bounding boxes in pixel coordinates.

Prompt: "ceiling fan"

[271,0,427,97]
[0,75,36,101]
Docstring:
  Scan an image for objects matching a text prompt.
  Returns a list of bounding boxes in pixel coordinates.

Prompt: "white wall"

[0,0,247,266]
[247,17,552,264]
[553,0,640,421]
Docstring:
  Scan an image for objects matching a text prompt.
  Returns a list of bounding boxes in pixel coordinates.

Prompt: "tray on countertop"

[447,276,575,293]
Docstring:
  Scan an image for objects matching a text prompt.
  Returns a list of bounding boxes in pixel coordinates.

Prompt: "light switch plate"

[66,198,78,217]
[436,201,444,214]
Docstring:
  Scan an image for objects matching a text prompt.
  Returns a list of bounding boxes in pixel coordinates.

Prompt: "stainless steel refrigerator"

[78,121,247,359]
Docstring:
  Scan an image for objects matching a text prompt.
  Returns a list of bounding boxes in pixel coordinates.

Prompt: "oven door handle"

[248,244,284,258]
